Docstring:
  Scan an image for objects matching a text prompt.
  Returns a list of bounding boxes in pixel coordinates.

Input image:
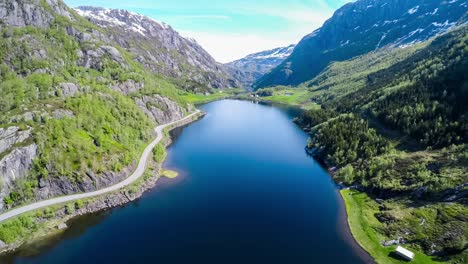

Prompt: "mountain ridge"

[225,44,295,89]
[256,0,468,88]
[75,6,240,90]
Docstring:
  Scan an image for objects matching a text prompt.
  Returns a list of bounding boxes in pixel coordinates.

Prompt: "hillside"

[0,0,194,213]
[75,6,239,91]
[256,0,468,88]
[294,26,468,262]
[225,45,294,89]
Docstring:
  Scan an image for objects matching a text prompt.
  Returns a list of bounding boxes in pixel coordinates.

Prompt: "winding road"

[0,110,200,223]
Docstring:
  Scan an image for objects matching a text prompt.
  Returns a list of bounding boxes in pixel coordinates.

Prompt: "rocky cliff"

[75,6,240,90]
[256,0,468,88]
[0,0,73,28]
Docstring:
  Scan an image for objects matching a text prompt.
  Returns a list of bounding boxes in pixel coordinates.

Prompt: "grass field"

[255,88,320,110]
[341,190,441,264]
[180,89,244,104]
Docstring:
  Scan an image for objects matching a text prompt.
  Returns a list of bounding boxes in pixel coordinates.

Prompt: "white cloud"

[182,31,303,63]
[182,3,339,63]
[242,4,334,29]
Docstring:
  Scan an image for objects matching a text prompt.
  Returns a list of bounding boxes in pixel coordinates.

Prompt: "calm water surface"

[4,100,367,263]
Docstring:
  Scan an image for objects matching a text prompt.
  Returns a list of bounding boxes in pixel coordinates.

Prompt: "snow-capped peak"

[248,45,295,60]
[75,6,170,37]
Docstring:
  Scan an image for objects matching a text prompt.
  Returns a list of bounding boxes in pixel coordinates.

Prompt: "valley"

[0,0,466,263]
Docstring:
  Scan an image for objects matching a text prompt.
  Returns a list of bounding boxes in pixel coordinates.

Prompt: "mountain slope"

[295,25,468,262]
[0,0,193,213]
[75,6,239,90]
[224,45,294,89]
[256,0,468,88]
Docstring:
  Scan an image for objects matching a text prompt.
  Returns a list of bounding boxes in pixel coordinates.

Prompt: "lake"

[4,99,369,263]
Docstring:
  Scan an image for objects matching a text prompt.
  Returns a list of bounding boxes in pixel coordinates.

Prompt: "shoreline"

[0,98,377,262]
[229,97,376,263]
[336,189,376,264]
[0,111,205,256]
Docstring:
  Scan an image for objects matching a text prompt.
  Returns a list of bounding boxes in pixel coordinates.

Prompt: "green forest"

[0,8,191,209]
[295,26,468,262]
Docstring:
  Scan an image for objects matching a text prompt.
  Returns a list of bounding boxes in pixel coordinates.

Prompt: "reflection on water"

[4,100,368,264]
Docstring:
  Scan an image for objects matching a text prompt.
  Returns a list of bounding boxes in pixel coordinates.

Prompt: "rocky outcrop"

[52,109,74,119]
[75,6,240,89]
[0,144,37,211]
[78,45,128,71]
[58,83,80,97]
[9,111,49,123]
[0,126,32,154]
[35,163,136,200]
[111,80,144,95]
[135,95,185,124]
[0,0,74,28]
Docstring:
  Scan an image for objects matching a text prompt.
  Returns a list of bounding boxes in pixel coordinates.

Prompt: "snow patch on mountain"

[249,45,295,60]
[225,44,296,88]
[75,7,169,37]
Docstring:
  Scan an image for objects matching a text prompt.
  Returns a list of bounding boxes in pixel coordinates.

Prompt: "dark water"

[4,100,367,264]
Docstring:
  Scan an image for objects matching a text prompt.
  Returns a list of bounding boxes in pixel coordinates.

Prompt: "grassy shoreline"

[341,190,442,264]
[180,88,244,105]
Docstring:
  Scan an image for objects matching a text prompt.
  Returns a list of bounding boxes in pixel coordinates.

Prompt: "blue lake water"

[4,100,368,263]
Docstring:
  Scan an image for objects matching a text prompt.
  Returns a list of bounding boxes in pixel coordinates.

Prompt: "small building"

[395,246,414,261]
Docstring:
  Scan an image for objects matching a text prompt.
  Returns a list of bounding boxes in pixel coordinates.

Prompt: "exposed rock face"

[0,144,37,211]
[0,0,73,28]
[78,45,128,71]
[59,83,80,98]
[111,80,144,95]
[0,126,32,154]
[135,95,185,124]
[75,6,240,89]
[52,109,74,119]
[257,0,468,87]
[35,163,135,200]
[225,45,295,89]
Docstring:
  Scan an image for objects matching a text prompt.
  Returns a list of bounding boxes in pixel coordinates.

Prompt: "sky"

[64,0,352,63]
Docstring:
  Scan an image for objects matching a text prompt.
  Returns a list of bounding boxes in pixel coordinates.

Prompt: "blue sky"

[65,0,352,62]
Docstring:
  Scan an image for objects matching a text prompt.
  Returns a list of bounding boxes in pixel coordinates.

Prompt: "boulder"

[59,83,80,98]
[57,223,68,230]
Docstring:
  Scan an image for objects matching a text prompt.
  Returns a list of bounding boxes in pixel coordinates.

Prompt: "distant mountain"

[225,45,295,89]
[75,6,239,90]
[256,0,468,88]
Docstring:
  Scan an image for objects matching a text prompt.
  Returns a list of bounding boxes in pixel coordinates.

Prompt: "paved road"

[0,110,200,223]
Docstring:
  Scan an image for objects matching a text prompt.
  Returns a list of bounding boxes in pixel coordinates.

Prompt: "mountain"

[294,25,468,261]
[0,0,200,213]
[75,6,239,90]
[256,0,468,88]
[224,45,295,89]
